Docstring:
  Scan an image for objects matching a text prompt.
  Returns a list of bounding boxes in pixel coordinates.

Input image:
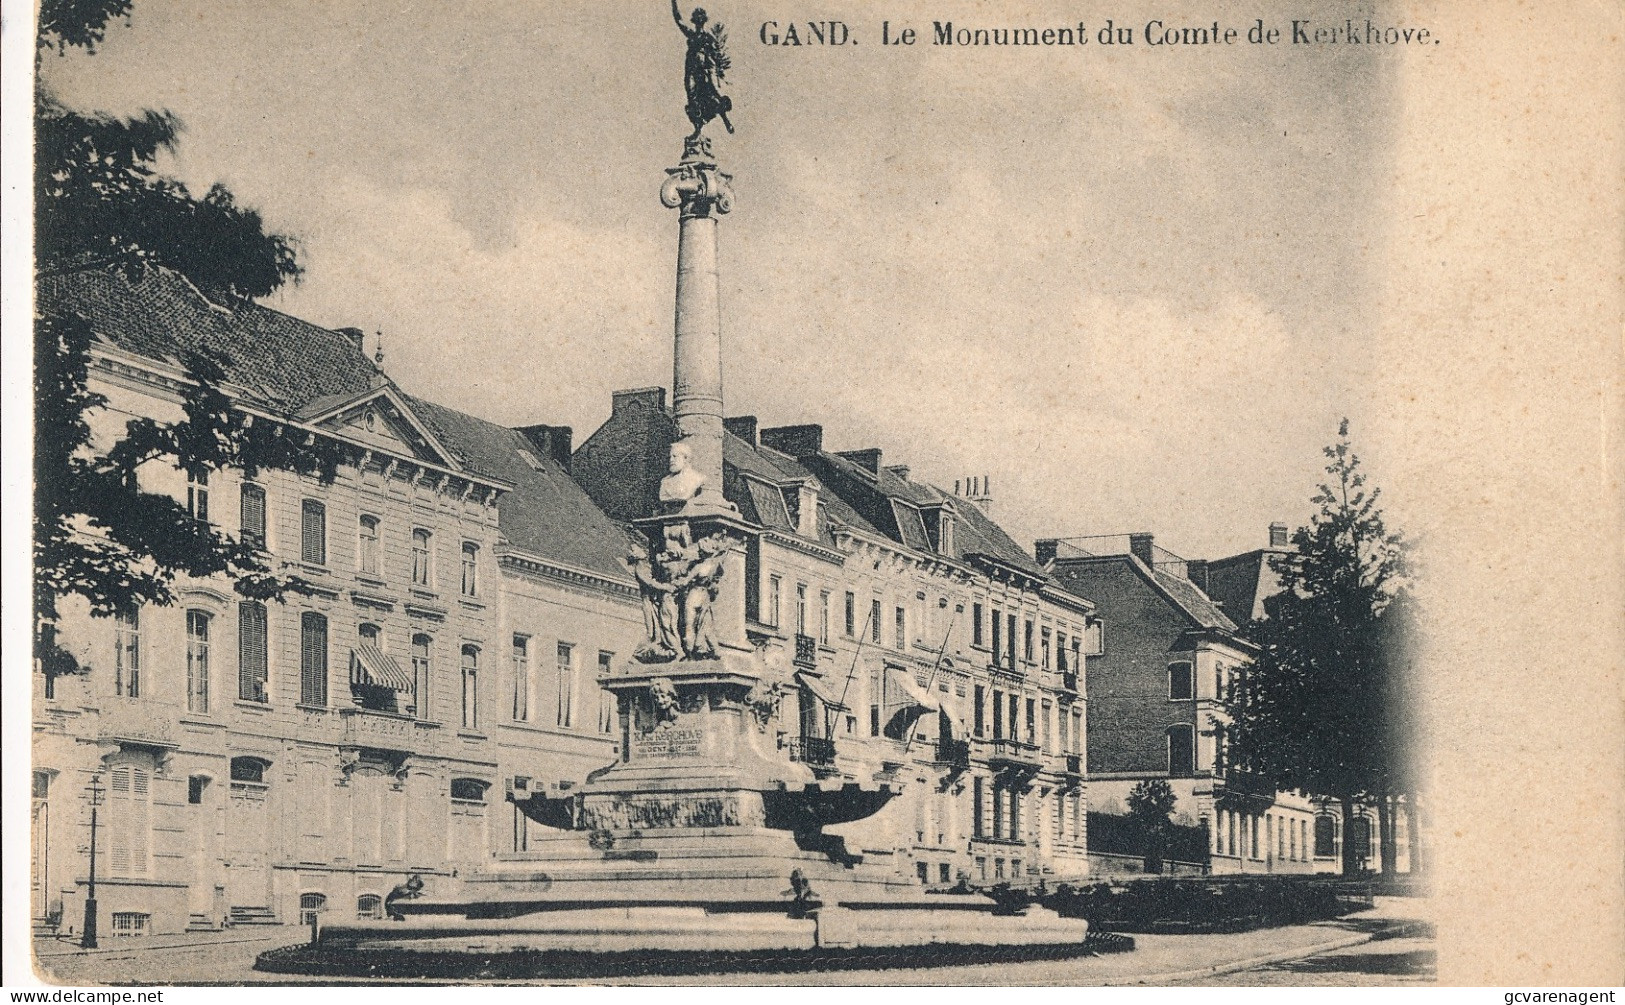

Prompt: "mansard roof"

[40,266,634,588]
[1202,547,1290,626]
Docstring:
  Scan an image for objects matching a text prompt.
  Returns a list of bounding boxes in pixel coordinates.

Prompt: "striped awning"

[885,666,936,711]
[351,644,414,691]
[795,671,849,712]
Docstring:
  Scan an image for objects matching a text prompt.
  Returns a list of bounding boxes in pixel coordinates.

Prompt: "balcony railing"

[1064,753,1082,775]
[787,735,837,767]
[1061,671,1078,692]
[794,633,819,667]
[986,737,1043,770]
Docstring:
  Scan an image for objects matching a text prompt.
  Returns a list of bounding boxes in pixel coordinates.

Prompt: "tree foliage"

[1126,779,1177,874]
[34,0,337,677]
[1226,420,1412,873]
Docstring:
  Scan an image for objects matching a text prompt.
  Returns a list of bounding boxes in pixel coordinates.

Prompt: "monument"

[292,8,1088,960]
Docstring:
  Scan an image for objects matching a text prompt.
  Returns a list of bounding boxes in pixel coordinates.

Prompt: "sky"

[38,0,1406,559]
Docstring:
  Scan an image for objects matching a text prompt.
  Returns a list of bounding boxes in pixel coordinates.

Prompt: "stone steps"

[228,906,280,926]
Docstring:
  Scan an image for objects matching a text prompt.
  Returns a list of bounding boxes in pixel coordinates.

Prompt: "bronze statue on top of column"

[672,0,734,141]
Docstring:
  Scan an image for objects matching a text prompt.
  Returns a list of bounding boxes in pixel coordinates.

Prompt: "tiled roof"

[42,266,634,587]
[1150,566,1237,632]
[38,267,379,411]
[1203,549,1289,625]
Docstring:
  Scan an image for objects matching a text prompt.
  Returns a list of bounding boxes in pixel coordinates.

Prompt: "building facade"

[32,269,640,936]
[1038,533,1318,876]
[574,397,1100,885]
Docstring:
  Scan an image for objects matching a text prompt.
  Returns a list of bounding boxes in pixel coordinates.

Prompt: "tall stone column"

[660,136,735,515]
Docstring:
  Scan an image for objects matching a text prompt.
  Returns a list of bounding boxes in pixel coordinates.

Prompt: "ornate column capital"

[661,140,734,219]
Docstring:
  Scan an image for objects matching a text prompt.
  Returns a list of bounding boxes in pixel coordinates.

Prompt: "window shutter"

[239,603,269,702]
[301,614,328,706]
[301,500,326,564]
[240,485,266,548]
[109,768,131,875]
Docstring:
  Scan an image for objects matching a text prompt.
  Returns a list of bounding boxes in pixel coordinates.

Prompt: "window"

[300,613,328,707]
[1025,697,1036,745]
[358,516,380,576]
[1213,723,1227,776]
[411,529,433,587]
[1168,724,1195,777]
[991,691,1004,740]
[185,610,211,714]
[1071,708,1083,755]
[230,757,267,783]
[820,590,832,645]
[868,667,882,737]
[108,765,151,877]
[939,862,952,884]
[1056,632,1068,673]
[766,575,781,628]
[972,777,985,837]
[461,542,479,596]
[991,607,1002,664]
[460,645,480,729]
[916,861,928,884]
[973,685,985,737]
[972,602,984,647]
[511,635,530,722]
[239,483,266,549]
[795,583,807,635]
[300,499,326,565]
[110,912,149,937]
[449,779,489,863]
[186,469,210,522]
[556,642,575,728]
[1215,662,1226,702]
[1041,699,1053,751]
[1023,620,1034,663]
[1169,661,1194,700]
[299,893,326,927]
[359,622,381,648]
[893,606,906,650]
[598,651,617,734]
[188,776,207,804]
[1007,613,1017,668]
[238,601,268,703]
[844,591,856,637]
[450,778,488,802]
[356,895,383,921]
[1347,815,1372,863]
[1314,816,1338,858]
[1058,705,1069,752]
[411,634,432,719]
[869,600,882,643]
[114,609,140,698]
[1041,627,1052,669]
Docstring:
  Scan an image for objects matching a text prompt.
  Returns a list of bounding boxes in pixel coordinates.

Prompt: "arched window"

[229,756,268,784]
[1168,661,1194,701]
[411,529,433,587]
[358,515,381,576]
[186,610,212,713]
[356,894,382,920]
[115,609,141,698]
[460,645,479,729]
[460,542,479,597]
[299,893,327,926]
[411,634,432,719]
[1167,724,1195,777]
[238,601,268,703]
[239,483,266,550]
[1314,815,1338,858]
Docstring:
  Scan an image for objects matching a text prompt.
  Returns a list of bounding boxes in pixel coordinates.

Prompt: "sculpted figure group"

[631,521,728,663]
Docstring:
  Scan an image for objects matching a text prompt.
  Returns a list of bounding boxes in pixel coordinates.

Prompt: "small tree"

[1126,779,1177,874]
[1227,420,1411,875]
[34,0,342,681]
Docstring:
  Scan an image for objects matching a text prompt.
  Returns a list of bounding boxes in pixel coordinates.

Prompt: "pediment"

[298,386,458,469]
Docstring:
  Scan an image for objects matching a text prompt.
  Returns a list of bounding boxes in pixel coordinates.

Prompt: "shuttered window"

[301,499,326,565]
[301,613,328,707]
[240,484,266,549]
[238,602,268,703]
[108,766,151,877]
[186,610,211,714]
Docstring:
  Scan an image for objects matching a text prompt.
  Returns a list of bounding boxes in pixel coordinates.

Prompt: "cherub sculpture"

[672,1,733,139]
[629,541,680,662]
[677,533,728,659]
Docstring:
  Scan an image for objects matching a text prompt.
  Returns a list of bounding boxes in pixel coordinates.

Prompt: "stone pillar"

[660,136,735,515]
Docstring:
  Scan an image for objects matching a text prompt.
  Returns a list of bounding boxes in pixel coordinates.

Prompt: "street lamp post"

[82,773,104,949]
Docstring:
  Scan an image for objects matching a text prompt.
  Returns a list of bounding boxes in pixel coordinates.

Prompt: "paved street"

[29,897,1432,987]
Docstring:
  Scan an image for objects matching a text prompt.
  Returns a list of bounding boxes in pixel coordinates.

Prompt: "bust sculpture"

[658,439,706,508]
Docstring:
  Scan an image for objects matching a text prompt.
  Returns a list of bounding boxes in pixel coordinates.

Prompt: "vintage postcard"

[4,0,1620,990]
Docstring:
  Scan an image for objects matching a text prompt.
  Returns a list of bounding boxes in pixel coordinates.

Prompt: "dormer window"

[938,512,954,555]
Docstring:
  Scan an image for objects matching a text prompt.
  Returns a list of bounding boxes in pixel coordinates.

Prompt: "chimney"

[791,479,819,537]
[1186,558,1209,591]
[1269,521,1289,548]
[760,423,823,458]
[885,464,911,481]
[959,474,993,514]
[723,415,759,447]
[334,326,366,351]
[1035,539,1058,566]
[517,424,573,472]
[1129,532,1155,568]
[611,386,667,416]
[838,448,883,474]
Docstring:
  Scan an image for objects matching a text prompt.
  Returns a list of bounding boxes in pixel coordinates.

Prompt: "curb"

[1107,919,1423,986]
[34,934,282,961]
